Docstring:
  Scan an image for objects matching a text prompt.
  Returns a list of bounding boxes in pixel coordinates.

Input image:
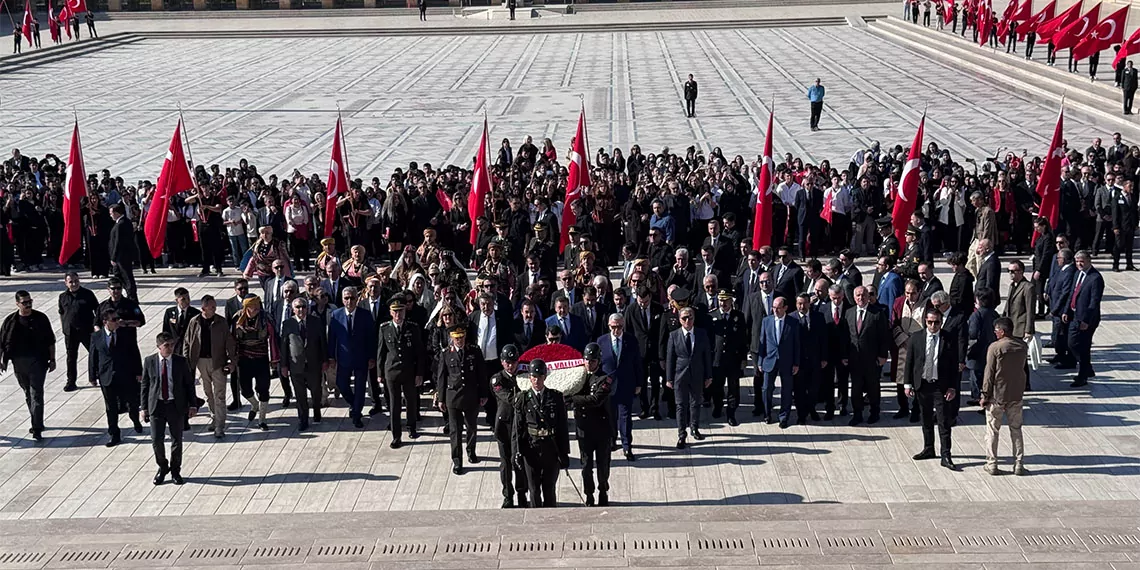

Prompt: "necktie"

[110,331,116,348]
[750,272,758,294]
[924,334,937,381]
[588,307,594,330]
[802,313,810,331]
[857,309,864,333]
[560,317,568,335]
[347,313,354,336]
[299,319,306,339]
[525,322,532,340]
[775,318,782,344]
[161,358,170,400]
[614,336,621,366]
[645,308,650,331]
[686,331,693,353]
[778,265,786,283]
[1070,271,1085,310]
[833,305,839,324]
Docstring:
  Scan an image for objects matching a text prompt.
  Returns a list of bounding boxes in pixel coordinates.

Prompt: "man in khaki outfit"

[981,317,1028,476]
[183,295,236,438]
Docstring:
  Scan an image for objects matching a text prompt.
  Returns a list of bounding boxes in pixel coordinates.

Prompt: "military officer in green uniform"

[708,289,747,425]
[570,343,614,507]
[512,358,569,508]
[435,325,488,475]
[490,344,528,508]
[377,296,427,448]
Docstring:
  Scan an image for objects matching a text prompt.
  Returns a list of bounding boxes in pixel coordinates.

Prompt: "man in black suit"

[141,332,197,486]
[89,309,143,447]
[1032,218,1056,315]
[1066,251,1105,387]
[470,291,514,425]
[772,247,805,303]
[683,73,698,117]
[108,204,138,300]
[571,285,607,343]
[435,326,488,475]
[702,219,735,275]
[818,283,850,418]
[665,307,713,449]
[708,290,747,424]
[974,239,1001,299]
[694,246,728,294]
[514,300,546,351]
[793,294,827,423]
[1111,180,1138,271]
[1123,60,1138,114]
[917,263,943,304]
[279,298,327,431]
[905,307,963,471]
[837,250,863,305]
[59,272,100,392]
[377,297,427,446]
[840,286,890,426]
[928,291,969,420]
[624,286,664,420]
[1046,248,1076,368]
[162,287,200,358]
[946,252,975,316]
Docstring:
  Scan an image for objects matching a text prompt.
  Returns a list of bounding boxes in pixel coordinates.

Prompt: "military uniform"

[512,361,570,508]
[896,241,921,281]
[708,292,747,423]
[377,306,428,444]
[878,234,900,261]
[490,350,527,507]
[435,329,488,473]
[570,352,614,506]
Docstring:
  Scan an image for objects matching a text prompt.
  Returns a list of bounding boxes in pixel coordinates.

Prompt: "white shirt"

[776,181,803,206]
[478,311,498,361]
[222,206,245,237]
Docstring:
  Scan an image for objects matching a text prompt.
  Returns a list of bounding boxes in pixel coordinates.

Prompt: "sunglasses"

[17,299,32,306]
[925,320,941,324]
[680,315,693,321]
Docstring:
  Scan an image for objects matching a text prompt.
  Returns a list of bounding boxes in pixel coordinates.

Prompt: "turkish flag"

[67,0,87,13]
[1072,5,1127,61]
[1017,0,1054,38]
[467,117,492,246]
[977,1,993,47]
[144,120,195,259]
[996,0,1018,40]
[1113,27,1140,67]
[21,0,33,44]
[891,114,925,246]
[324,117,349,239]
[1052,2,1100,51]
[1034,105,1064,244]
[1036,0,1083,43]
[820,191,834,225]
[560,108,590,254]
[751,110,775,251]
[47,1,60,42]
[943,0,955,26]
[59,121,86,265]
[59,4,72,38]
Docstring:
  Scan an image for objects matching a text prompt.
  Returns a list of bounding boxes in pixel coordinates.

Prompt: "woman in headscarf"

[243,226,292,298]
[409,272,436,316]
[342,244,373,288]
[232,296,278,431]
[436,250,471,299]
[315,237,339,280]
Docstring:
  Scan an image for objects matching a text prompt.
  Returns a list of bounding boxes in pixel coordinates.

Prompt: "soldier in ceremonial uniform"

[377,296,427,447]
[434,325,488,475]
[512,359,570,508]
[483,241,516,295]
[526,223,557,277]
[877,216,900,262]
[708,289,747,425]
[570,343,614,507]
[490,344,528,509]
[896,226,923,281]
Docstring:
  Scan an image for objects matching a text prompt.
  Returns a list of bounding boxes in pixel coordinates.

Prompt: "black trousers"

[368,368,385,410]
[685,98,696,117]
[794,365,819,416]
[1125,89,1136,114]
[199,227,225,273]
[289,371,320,423]
[1047,42,1056,64]
[639,360,669,416]
[13,358,46,433]
[1068,320,1097,380]
[384,373,419,436]
[239,358,272,403]
[1025,33,1036,58]
[447,405,479,465]
[419,5,426,20]
[917,385,953,458]
[64,328,91,386]
[112,261,137,300]
[483,359,502,423]
[578,434,611,497]
[819,360,849,413]
[101,381,140,440]
[151,400,184,473]
[288,234,310,272]
[809,101,824,129]
[523,441,560,507]
[495,421,527,500]
[711,363,741,414]
[1114,228,1136,268]
[849,363,881,419]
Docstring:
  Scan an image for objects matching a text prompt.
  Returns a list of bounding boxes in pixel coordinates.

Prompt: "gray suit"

[140,353,196,474]
[665,326,713,436]
[279,314,328,424]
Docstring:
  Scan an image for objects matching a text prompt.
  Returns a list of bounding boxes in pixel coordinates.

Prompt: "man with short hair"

[108,204,138,299]
[683,73,698,117]
[490,344,527,508]
[142,332,197,486]
[807,78,826,131]
[756,297,801,428]
[840,286,890,426]
[183,296,236,438]
[280,296,327,432]
[1065,251,1105,387]
[599,313,643,458]
[982,317,1029,476]
[436,326,488,475]
[224,278,251,411]
[905,308,962,471]
[59,272,99,392]
[0,291,56,441]
[571,343,615,507]
[665,307,713,447]
[512,358,570,507]
[377,296,427,446]
[162,287,200,357]
[1047,248,1077,368]
[89,309,144,446]
[328,286,376,428]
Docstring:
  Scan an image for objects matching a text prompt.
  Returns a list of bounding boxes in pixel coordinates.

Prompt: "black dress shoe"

[517,495,529,508]
[299,421,309,432]
[153,468,169,486]
[796,416,807,425]
[281,396,291,409]
[838,408,849,417]
[468,453,480,464]
[941,457,960,471]
[750,408,763,417]
[408,429,418,439]
[313,410,322,423]
[453,464,464,475]
[105,438,121,448]
[390,439,402,449]
[227,401,241,411]
[585,494,595,507]
[598,492,609,506]
[247,409,256,422]
[171,472,185,485]
[727,416,739,427]
[810,411,820,421]
[652,413,663,421]
[909,413,920,423]
[624,450,636,461]
[711,407,723,418]
[63,383,77,392]
[824,411,834,420]
[779,418,789,429]
[638,411,649,420]
[676,437,686,449]
[848,416,863,427]
[501,497,514,509]
[31,430,43,441]
[766,417,777,425]
[913,449,936,460]
[691,429,705,441]
[892,410,909,419]
[353,417,365,428]
[1071,379,1089,387]
[133,422,144,434]
[867,414,880,425]
[258,422,268,431]
[368,405,383,417]
[442,423,450,435]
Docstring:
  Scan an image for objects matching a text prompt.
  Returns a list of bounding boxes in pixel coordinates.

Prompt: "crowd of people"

[0,123,1124,502]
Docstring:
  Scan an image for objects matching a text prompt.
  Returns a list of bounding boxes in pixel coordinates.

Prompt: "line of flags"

[957,0,1134,63]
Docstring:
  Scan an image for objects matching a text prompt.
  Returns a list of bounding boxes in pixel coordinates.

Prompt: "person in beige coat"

[967,191,997,276]
[981,317,1028,476]
[183,295,237,438]
[1003,259,1036,390]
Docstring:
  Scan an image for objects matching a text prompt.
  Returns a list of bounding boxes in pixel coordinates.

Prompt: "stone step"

[868,15,1140,138]
[0,33,144,72]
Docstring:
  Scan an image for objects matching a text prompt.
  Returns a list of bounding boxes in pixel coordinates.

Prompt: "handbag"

[1027,333,1043,371]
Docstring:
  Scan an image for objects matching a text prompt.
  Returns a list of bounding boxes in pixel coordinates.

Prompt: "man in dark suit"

[59,272,99,392]
[89,309,143,446]
[108,204,138,300]
[1031,218,1056,315]
[378,297,427,446]
[702,219,735,275]
[974,239,1001,299]
[928,291,969,420]
[840,286,890,426]
[1066,251,1105,387]
[755,297,801,427]
[917,263,944,304]
[514,300,546,351]
[470,291,514,424]
[694,246,729,297]
[328,286,376,428]
[1046,248,1076,368]
[683,73,698,117]
[818,284,850,419]
[141,332,197,486]
[1124,60,1138,114]
[571,286,607,344]
[279,298,327,431]
[598,313,643,460]
[771,247,805,304]
[838,250,863,304]
[741,271,774,328]
[546,296,587,352]
[792,294,827,423]
[435,326,488,475]
[624,286,664,420]
[947,252,975,315]
[735,250,765,301]
[665,307,713,448]
[708,290,747,425]
[162,288,200,357]
[905,307,964,471]
[1111,180,1138,271]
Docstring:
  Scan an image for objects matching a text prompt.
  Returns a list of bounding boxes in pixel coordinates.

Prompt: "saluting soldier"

[512,359,570,508]
[708,289,747,426]
[434,325,488,475]
[377,296,427,448]
[571,343,614,507]
[490,344,528,509]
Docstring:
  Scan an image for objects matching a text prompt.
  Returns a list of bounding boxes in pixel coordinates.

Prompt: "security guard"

[876,216,900,261]
[708,289,747,426]
[434,325,488,475]
[571,343,614,507]
[512,359,569,508]
[490,344,528,508]
[377,296,427,448]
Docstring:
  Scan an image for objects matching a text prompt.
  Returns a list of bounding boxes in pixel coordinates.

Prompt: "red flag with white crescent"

[1017,0,1054,38]
[820,191,834,225]
[324,116,350,238]
[59,121,87,265]
[59,3,72,39]
[560,107,590,253]
[751,110,775,251]
[1052,2,1100,51]
[1072,5,1127,61]
[21,0,34,44]
[1114,26,1140,67]
[47,1,60,43]
[467,117,492,245]
[891,114,925,246]
[1036,0,1082,43]
[144,120,196,259]
[67,0,87,13]
[1034,105,1064,243]
[942,0,955,26]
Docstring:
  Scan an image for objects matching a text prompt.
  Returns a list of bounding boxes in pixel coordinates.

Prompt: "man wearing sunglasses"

[89,309,143,446]
[0,291,56,441]
[904,308,964,471]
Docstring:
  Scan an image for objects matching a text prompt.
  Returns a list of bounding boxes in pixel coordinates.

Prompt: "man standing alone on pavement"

[0,291,56,441]
[59,272,99,392]
[683,74,698,118]
[1123,61,1138,115]
[982,317,1028,476]
[807,78,826,131]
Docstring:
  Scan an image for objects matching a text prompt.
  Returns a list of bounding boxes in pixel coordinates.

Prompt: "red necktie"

[1070,273,1084,310]
[161,359,170,400]
[833,306,839,324]
[856,309,864,333]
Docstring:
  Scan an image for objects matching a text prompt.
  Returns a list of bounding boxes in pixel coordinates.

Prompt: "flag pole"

[337,102,350,184]
[176,102,197,175]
